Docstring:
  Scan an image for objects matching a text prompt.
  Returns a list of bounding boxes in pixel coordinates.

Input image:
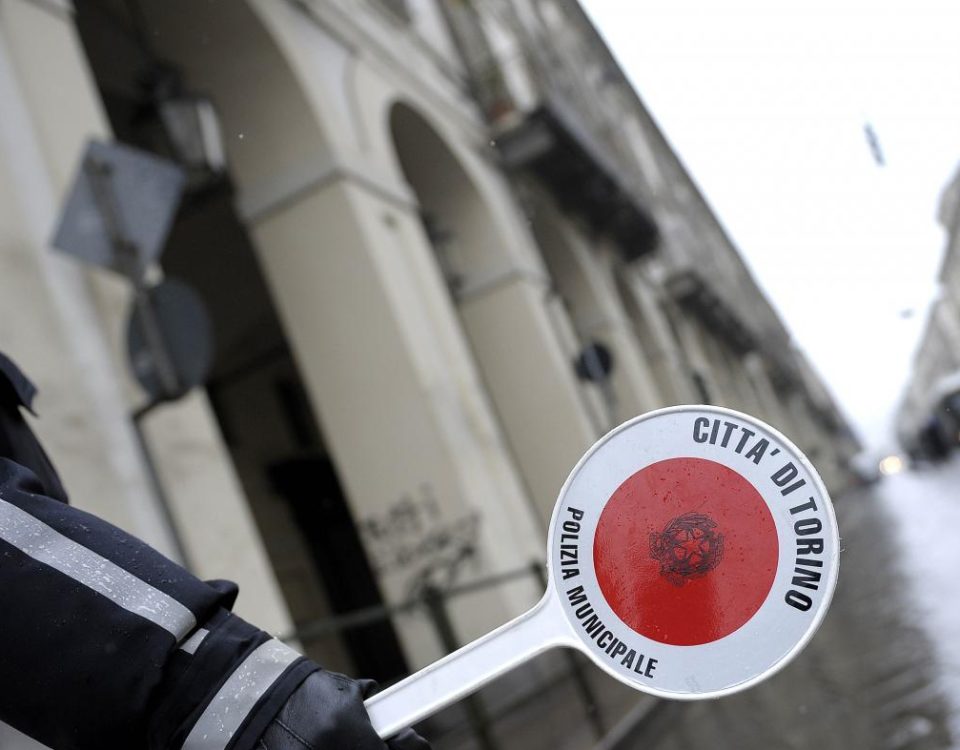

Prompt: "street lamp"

[157,93,226,175]
[120,0,226,179]
[137,62,226,182]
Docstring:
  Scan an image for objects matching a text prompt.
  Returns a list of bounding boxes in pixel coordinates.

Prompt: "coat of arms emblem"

[650,512,725,586]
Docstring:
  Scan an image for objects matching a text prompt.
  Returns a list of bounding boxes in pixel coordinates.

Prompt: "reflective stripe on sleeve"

[181,639,301,750]
[179,628,209,655]
[0,498,197,640]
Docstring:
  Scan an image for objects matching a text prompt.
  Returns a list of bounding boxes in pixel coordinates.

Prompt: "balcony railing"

[439,1,660,264]
[665,268,757,355]
[494,93,659,262]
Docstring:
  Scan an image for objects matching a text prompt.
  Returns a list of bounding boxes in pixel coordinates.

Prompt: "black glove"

[256,670,431,750]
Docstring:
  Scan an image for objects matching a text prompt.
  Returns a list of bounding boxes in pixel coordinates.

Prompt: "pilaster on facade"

[0,0,299,636]
[619,269,698,406]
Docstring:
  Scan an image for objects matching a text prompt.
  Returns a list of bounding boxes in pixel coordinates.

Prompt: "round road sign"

[127,277,213,401]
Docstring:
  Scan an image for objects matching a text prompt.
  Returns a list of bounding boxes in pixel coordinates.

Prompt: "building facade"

[0,0,857,747]
[898,166,960,457]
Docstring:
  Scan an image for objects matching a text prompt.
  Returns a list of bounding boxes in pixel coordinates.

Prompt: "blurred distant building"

[898,167,960,458]
[0,0,857,747]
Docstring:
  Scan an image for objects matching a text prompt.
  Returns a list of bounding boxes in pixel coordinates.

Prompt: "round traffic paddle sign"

[550,405,839,698]
[366,406,839,737]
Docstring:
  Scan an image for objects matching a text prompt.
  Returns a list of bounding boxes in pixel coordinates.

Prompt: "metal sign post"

[52,139,186,275]
[51,139,211,403]
[365,405,839,737]
[83,156,183,399]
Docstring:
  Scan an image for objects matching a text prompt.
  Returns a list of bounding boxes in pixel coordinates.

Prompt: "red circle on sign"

[593,457,778,646]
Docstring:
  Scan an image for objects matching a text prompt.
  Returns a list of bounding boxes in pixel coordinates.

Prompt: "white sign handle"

[364,592,570,738]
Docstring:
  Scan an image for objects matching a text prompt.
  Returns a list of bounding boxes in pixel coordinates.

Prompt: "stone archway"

[527,189,662,425]
[387,101,598,523]
[74,0,413,678]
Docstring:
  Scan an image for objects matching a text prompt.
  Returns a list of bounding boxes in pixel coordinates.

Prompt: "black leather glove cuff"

[256,670,431,750]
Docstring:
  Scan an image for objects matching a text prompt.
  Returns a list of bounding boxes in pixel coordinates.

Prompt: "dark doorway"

[160,185,409,683]
[268,455,408,680]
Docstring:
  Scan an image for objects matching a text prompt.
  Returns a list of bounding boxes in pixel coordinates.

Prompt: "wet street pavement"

[880,458,960,743]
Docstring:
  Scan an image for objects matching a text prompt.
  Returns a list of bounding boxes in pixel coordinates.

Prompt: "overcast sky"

[581,0,960,452]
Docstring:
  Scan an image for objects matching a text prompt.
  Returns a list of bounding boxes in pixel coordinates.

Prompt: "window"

[370,0,411,24]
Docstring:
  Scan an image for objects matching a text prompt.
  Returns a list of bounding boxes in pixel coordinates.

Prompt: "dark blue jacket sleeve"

[0,352,318,750]
[0,457,318,750]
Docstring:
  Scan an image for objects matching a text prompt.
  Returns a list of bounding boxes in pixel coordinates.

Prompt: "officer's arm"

[0,458,426,750]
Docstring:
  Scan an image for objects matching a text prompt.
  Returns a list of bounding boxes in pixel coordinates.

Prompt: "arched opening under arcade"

[73,0,409,682]
[612,272,680,406]
[388,101,553,518]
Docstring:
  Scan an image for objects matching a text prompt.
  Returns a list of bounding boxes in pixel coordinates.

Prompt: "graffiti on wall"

[358,483,481,597]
